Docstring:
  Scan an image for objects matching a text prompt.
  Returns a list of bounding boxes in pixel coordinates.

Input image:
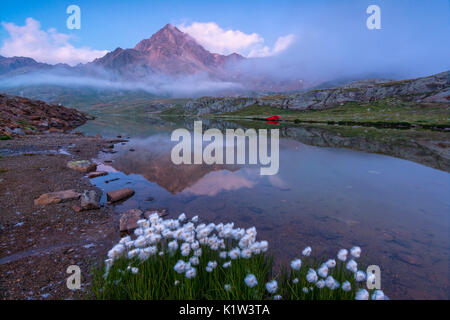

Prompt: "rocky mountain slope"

[181,71,449,115]
[0,93,91,137]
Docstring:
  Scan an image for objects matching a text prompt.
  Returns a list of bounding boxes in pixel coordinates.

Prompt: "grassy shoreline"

[160,97,450,131]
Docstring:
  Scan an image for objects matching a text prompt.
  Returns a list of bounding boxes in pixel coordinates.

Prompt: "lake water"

[79,115,449,299]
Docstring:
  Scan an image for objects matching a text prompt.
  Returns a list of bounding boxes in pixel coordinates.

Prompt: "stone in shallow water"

[87,171,108,179]
[80,190,100,211]
[107,187,135,203]
[34,190,81,206]
[120,209,143,233]
[67,160,97,173]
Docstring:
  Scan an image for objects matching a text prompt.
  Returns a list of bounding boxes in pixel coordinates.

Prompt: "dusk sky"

[0,0,449,79]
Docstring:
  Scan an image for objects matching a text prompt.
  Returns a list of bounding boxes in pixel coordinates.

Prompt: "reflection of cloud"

[268,175,288,189]
[183,170,256,196]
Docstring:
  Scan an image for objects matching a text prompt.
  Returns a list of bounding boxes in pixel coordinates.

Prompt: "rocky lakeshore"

[0,133,124,299]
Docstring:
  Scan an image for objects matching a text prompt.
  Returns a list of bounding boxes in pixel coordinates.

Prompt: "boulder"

[34,190,81,206]
[107,188,135,203]
[80,190,100,211]
[88,171,108,179]
[120,209,144,233]
[67,160,97,173]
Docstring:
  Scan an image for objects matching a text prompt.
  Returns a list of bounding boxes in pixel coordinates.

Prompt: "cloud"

[178,22,295,58]
[0,18,108,66]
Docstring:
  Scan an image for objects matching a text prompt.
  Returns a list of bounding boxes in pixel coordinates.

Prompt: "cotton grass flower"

[346,259,358,273]
[316,280,325,288]
[341,281,351,292]
[325,276,337,289]
[325,259,336,268]
[131,267,138,274]
[292,278,299,284]
[302,287,309,293]
[244,274,258,288]
[191,215,199,223]
[290,259,302,271]
[337,248,348,261]
[350,246,361,258]
[273,295,282,300]
[185,267,196,279]
[355,289,369,300]
[302,246,312,256]
[222,261,231,268]
[224,284,231,292]
[174,260,186,274]
[189,256,199,266]
[318,264,328,278]
[178,213,186,222]
[355,270,366,282]
[306,269,318,283]
[265,280,278,294]
[371,290,386,300]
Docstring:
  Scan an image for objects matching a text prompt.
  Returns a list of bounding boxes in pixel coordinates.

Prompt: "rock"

[144,208,169,218]
[88,171,108,179]
[72,205,81,212]
[120,209,143,233]
[34,190,81,206]
[80,190,100,211]
[67,160,97,173]
[107,188,135,203]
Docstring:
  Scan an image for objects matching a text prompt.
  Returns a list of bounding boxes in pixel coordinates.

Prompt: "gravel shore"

[0,133,123,299]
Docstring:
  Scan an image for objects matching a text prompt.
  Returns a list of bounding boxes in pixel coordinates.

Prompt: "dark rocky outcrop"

[0,93,92,137]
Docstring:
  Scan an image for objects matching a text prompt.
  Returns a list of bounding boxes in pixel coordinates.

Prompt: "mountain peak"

[93,23,245,76]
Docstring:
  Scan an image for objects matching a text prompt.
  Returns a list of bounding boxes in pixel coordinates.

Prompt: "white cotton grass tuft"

[306,269,318,283]
[350,246,361,258]
[341,281,351,292]
[355,288,370,300]
[273,295,282,300]
[325,259,336,268]
[346,259,358,273]
[371,290,386,300]
[337,248,348,261]
[103,213,373,300]
[302,246,312,256]
[244,274,258,288]
[316,280,325,289]
[318,264,328,278]
[290,259,302,271]
[185,267,196,279]
[265,280,278,294]
[355,270,366,282]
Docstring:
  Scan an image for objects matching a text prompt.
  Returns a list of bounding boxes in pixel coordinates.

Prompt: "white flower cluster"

[105,213,269,281]
[288,245,388,300]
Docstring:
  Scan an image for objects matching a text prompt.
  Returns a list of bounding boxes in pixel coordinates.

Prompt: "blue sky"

[0,0,449,78]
